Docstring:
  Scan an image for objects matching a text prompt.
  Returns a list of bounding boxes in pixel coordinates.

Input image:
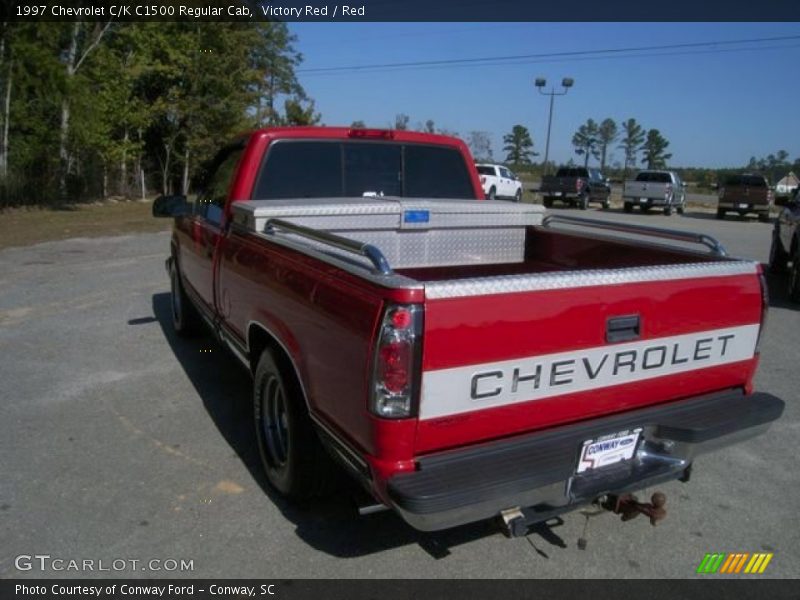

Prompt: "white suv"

[476,164,523,202]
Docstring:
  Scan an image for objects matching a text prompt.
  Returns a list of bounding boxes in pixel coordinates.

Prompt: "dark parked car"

[768,188,800,301]
[539,167,611,210]
[717,173,773,222]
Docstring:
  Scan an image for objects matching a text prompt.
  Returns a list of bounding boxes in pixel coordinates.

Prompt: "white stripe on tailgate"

[419,324,759,420]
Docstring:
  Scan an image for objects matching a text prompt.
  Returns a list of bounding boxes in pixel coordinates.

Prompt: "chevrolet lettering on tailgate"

[422,325,758,419]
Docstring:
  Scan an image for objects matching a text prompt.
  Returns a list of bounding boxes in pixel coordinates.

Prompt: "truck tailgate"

[416,266,762,453]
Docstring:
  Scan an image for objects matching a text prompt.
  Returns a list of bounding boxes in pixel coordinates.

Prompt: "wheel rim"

[261,375,289,467]
[170,268,182,326]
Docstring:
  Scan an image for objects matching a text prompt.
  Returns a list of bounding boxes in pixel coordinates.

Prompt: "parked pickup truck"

[622,170,686,216]
[717,173,773,222]
[540,167,611,210]
[476,163,522,202]
[153,126,783,535]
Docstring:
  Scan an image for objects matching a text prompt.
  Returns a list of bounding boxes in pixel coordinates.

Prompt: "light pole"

[535,77,574,174]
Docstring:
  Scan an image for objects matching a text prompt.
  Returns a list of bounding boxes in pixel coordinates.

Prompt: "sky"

[289,22,800,169]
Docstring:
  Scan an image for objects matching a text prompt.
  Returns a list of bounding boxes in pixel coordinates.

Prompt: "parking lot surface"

[1,207,797,578]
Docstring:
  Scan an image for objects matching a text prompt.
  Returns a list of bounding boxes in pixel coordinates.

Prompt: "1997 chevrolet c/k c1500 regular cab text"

[153,126,784,535]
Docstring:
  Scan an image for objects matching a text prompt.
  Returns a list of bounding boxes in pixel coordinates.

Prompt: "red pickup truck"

[153,127,783,535]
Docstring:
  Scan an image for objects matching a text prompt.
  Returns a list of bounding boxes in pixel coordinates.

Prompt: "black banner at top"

[3,0,800,22]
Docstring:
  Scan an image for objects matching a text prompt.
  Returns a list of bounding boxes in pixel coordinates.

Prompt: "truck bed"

[227,198,760,454]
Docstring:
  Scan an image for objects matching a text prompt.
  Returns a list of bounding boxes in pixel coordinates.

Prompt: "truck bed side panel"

[218,230,417,460]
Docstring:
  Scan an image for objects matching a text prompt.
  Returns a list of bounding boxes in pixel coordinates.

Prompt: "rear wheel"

[716,208,725,220]
[543,197,553,208]
[253,350,336,498]
[623,202,633,213]
[169,259,200,337]
[487,187,496,200]
[602,199,610,210]
[663,204,673,216]
[514,189,522,203]
[768,228,788,273]
[578,193,589,210]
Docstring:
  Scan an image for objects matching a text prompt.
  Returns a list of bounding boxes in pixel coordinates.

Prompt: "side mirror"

[153,195,189,218]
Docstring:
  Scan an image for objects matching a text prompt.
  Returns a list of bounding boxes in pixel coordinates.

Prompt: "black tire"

[789,245,800,303]
[768,227,788,273]
[514,189,522,203]
[716,208,725,220]
[169,259,200,337]
[543,197,553,208]
[663,204,673,216]
[253,350,335,499]
[578,193,589,210]
[623,202,633,213]
[677,202,685,215]
[602,200,610,210]
[487,187,496,200]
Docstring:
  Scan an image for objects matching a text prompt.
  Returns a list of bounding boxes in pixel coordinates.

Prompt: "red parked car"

[153,126,783,535]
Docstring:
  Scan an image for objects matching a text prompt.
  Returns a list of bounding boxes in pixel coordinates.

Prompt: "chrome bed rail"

[265,218,393,275]
[541,215,728,257]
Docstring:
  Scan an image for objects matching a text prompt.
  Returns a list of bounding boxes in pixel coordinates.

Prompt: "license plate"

[554,192,562,197]
[738,203,749,209]
[576,428,642,473]
[639,197,648,203]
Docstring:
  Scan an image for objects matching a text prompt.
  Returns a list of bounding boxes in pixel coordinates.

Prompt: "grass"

[0,200,170,251]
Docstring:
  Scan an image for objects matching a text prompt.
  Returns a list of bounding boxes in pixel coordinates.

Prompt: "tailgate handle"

[607,315,640,343]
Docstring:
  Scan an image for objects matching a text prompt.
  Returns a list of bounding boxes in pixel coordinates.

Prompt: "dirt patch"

[0,200,171,250]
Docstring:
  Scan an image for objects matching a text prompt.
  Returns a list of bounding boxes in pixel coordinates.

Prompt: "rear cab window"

[254,140,475,200]
[476,165,496,176]
[726,175,767,188]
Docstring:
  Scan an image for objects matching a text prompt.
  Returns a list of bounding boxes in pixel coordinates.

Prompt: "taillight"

[371,304,422,418]
[576,179,584,191]
[755,266,769,354]
[480,176,486,185]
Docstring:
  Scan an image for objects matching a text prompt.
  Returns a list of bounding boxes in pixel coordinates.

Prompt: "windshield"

[555,168,588,178]
[725,175,767,187]
[254,140,476,200]
[635,172,671,183]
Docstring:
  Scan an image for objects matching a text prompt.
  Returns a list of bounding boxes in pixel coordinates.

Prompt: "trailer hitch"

[576,492,667,549]
[602,492,667,526]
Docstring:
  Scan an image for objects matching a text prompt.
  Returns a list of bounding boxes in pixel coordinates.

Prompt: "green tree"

[618,118,645,175]
[640,129,672,169]
[350,120,366,128]
[283,97,321,126]
[597,118,618,172]
[423,119,435,134]
[503,125,536,167]
[571,119,599,167]
[394,113,410,130]
[249,23,305,126]
[467,130,493,162]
